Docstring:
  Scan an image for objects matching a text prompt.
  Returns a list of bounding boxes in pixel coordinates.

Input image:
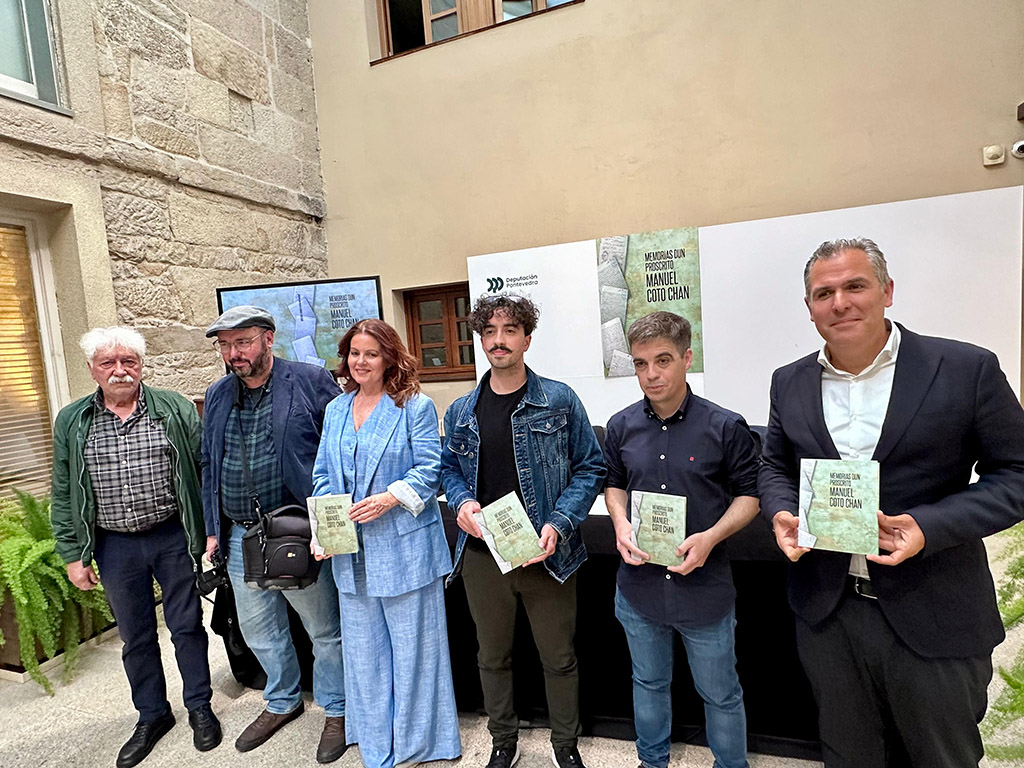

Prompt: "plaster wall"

[309,0,1024,414]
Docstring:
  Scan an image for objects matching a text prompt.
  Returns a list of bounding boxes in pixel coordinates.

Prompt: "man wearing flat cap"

[200,305,348,763]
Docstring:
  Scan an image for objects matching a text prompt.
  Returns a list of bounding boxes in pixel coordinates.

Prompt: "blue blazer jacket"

[201,357,341,549]
[312,390,452,597]
[759,325,1024,658]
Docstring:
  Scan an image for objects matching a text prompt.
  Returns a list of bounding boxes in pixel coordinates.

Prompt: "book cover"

[798,459,879,555]
[473,491,543,574]
[630,490,687,567]
[306,494,359,557]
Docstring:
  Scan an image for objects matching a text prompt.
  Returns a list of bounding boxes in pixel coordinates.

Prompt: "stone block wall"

[0,0,327,397]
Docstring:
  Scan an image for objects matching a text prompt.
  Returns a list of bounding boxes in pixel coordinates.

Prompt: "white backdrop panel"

[467,187,1022,431]
[700,186,1023,425]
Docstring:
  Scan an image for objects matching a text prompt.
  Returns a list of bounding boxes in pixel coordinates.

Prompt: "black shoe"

[235,703,305,752]
[188,703,222,751]
[485,743,520,768]
[316,716,348,763]
[551,745,587,768]
[116,711,176,768]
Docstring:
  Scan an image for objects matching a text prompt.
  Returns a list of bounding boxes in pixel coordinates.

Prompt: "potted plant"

[0,489,112,694]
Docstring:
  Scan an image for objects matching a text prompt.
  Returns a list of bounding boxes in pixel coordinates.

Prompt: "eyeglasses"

[212,334,263,353]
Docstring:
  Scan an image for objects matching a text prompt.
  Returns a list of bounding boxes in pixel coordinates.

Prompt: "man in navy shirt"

[604,311,759,768]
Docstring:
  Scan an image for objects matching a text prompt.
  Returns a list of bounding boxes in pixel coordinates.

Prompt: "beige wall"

[310,0,1024,413]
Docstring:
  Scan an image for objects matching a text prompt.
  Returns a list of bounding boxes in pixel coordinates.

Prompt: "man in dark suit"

[758,238,1024,768]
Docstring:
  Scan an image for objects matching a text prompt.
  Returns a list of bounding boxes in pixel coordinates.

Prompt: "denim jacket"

[441,367,606,584]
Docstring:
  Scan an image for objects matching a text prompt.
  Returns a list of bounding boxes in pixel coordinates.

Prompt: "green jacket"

[50,384,206,567]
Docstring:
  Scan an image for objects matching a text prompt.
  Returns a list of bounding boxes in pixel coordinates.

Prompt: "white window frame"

[1,210,72,414]
[0,0,60,105]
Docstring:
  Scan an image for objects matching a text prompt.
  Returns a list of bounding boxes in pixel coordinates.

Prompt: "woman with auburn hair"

[311,318,460,768]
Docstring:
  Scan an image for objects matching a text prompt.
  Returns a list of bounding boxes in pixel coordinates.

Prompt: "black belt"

[847,575,877,600]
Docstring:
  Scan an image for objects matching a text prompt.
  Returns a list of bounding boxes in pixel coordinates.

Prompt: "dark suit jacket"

[759,325,1024,658]
[201,357,341,549]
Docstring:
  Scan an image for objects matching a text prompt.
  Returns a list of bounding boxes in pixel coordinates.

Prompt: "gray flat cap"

[206,305,276,337]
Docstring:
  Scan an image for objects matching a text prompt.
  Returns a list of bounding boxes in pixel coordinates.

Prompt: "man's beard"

[231,348,271,380]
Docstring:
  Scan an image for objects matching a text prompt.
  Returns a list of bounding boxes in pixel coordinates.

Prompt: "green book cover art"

[306,494,359,556]
[630,490,687,567]
[798,459,879,556]
[597,227,703,378]
[474,491,543,574]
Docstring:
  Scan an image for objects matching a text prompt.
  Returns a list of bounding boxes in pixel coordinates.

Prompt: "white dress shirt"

[818,321,901,578]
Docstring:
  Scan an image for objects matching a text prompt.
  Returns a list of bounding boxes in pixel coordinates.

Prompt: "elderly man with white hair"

[51,327,221,768]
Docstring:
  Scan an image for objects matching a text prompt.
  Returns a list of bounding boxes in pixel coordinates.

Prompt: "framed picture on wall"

[216,276,383,373]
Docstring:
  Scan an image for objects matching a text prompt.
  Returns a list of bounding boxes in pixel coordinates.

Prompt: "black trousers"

[796,589,992,768]
[94,516,212,722]
[462,545,581,749]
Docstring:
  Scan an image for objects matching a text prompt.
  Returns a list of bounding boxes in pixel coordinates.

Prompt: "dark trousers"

[462,545,581,749]
[94,516,212,722]
[796,590,991,768]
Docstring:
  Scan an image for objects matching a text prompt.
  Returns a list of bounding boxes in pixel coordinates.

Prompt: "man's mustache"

[107,374,134,384]
[489,345,511,354]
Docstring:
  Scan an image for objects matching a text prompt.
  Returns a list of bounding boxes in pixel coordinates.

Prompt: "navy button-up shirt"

[604,387,759,627]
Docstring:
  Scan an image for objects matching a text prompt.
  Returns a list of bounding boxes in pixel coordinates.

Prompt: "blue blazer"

[759,325,1024,658]
[201,357,341,550]
[312,390,452,597]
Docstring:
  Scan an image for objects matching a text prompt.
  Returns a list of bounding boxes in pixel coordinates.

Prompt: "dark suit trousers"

[94,516,212,722]
[796,589,991,768]
[462,545,581,749]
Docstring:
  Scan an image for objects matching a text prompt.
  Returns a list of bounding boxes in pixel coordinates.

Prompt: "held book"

[306,494,359,557]
[473,491,543,574]
[798,459,879,556]
[630,490,687,567]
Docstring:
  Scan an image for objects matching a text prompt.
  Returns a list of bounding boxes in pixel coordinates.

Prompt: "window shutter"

[0,225,55,498]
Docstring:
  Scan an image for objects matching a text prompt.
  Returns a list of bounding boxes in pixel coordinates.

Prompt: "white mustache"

[107,374,135,384]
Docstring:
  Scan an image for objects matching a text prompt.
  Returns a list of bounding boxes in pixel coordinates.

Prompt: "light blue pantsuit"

[313,391,461,768]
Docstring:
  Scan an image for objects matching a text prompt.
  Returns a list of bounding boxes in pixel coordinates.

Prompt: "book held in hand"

[306,494,359,557]
[630,490,687,567]
[473,491,543,574]
[798,459,879,555]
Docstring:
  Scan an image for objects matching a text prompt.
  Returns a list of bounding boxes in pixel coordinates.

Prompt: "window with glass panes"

[404,284,475,381]
[375,0,580,59]
[0,224,56,498]
[0,0,61,106]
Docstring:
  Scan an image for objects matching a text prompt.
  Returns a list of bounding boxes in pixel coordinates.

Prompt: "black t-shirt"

[467,379,528,551]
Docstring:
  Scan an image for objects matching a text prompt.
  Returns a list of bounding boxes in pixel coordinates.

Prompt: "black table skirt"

[442,509,822,761]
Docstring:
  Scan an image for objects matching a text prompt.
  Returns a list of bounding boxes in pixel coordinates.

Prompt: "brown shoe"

[234,703,305,752]
[316,716,348,763]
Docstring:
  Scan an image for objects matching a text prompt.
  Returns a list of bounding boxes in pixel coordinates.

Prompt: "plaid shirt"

[84,384,177,533]
[220,373,286,522]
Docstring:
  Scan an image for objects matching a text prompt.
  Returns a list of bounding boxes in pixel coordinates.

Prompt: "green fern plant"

[982,521,1024,758]
[0,489,113,694]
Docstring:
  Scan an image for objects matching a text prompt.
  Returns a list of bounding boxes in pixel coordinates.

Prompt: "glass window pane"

[546,0,574,6]
[0,0,32,83]
[459,345,475,366]
[503,0,532,20]
[422,348,447,368]
[455,296,470,317]
[418,300,442,321]
[419,323,445,344]
[430,13,458,42]
[457,321,471,342]
[429,0,455,14]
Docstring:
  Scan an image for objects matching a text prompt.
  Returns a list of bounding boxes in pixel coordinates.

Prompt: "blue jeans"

[614,588,748,768]
[227,523,345,716]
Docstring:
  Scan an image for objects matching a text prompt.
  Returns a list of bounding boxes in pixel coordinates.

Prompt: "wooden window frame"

[404,283,476,382]
[373,0,583,61]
